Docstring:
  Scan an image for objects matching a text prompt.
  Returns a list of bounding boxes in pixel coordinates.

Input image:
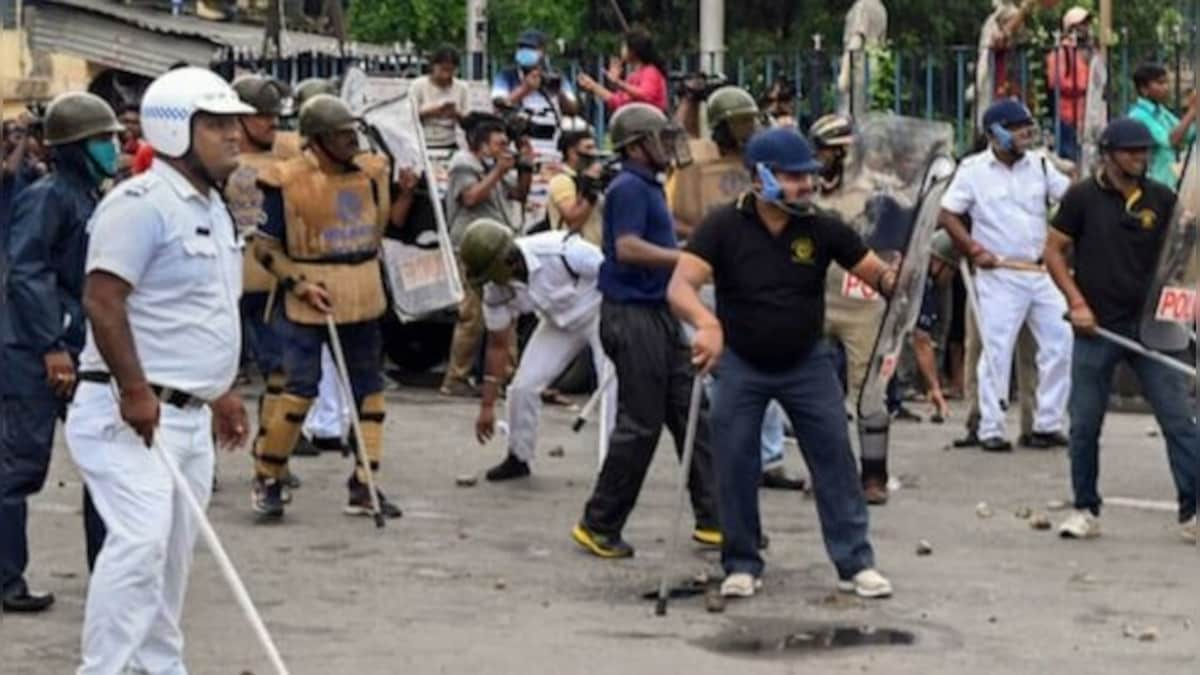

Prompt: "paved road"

[3,386,1198,674]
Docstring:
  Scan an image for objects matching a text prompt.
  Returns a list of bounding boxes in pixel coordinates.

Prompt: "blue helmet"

[743,127,824,174]
[982,98,1034,129]
[1099,117,1154,150]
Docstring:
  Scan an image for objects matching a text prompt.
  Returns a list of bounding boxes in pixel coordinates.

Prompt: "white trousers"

[507,317,615,463]
[974,269,1072,439]
[303,346,349,440]
[66,382,214,675]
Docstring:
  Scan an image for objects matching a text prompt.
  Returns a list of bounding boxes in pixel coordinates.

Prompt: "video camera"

[670,72,728,104]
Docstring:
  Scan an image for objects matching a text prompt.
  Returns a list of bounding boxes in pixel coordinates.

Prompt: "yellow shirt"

[547,167,603,246]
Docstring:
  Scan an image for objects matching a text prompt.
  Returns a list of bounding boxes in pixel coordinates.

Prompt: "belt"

[77,371,207,409]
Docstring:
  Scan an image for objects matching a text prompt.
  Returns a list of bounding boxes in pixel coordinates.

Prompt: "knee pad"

[253,394,312,479]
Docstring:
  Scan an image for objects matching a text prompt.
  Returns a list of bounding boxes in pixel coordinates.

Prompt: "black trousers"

[582,300,719,536]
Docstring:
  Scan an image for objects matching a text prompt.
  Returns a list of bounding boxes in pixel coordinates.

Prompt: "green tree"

[348,0,465,51]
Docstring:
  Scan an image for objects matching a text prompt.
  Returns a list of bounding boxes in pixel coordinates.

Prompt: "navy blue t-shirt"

[598,164,676,303]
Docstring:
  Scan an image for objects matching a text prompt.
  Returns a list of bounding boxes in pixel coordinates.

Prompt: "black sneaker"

[760,466,806,491]
[891,405,923,422]
[252,477,285,519]
[571,523,634,558]
[952,430,981,448]
[312,436,346,453]
[345,475,403,519]
[1023,431,1068,449]
[980,437,1013,452]
[292,435,320,457]
[485,454,531,482]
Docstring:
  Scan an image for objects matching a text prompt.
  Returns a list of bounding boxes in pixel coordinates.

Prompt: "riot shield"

[1079,50,1108,176]
[1139,142,1199,352]
[856,152,957,422]
[340,68,463,322]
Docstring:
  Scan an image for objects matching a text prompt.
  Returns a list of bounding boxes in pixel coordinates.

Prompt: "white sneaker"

[720,572,762,598]
[1180,516,1198,544]
[1058,510,1100,539]
[836,568,893,598]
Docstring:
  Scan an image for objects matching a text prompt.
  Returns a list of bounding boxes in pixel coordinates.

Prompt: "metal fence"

[211,37,1198,154]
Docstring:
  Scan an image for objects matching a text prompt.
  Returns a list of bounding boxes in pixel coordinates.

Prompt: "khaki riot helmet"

[293,78,339,111]
[608,102,691,168]
[706,86,760,149]
[706,86,758,128]
[298,94,359,138]
[232,74,289,116]
[42,92,124,147]
[460,219,519,287]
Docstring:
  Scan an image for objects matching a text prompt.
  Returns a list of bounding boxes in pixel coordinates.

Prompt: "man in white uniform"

[464,219,615,480]
[65,67,252,674]
[939,99,1073,451]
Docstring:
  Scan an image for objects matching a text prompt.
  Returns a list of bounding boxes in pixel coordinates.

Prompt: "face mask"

[755,163,814,216]
[515,48,541,69]
[84,137,119,181]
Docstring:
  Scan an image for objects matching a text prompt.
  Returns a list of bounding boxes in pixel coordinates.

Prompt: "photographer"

[441,115,533,397]
[547,129,604,245]
[412,45,469,151]
[577,29,668,113]
[491,29,577,158]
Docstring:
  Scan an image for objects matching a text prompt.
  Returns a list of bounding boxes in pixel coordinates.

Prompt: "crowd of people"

[0,3,1197,673]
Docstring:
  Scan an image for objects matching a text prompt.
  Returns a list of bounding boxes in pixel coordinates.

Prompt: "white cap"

[1062,7,1091,32]
[141,67,254,158]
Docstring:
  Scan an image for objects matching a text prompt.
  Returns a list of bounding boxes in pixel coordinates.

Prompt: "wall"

[1,23,95,117]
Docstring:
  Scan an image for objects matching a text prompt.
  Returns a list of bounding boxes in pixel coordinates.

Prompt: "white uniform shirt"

[482,231,603,333]
[78,160,243,401]
[940,148,1070,262]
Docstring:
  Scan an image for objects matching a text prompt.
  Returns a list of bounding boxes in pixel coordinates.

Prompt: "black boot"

[485,453,531,481]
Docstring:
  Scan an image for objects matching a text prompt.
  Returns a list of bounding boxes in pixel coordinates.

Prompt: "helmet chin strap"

[314,135,358,171]
[238,118,274,153]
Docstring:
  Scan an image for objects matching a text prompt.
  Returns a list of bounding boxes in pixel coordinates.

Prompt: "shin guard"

[254,393,312,479]
[857,412,890,483]
[354,392,386,483]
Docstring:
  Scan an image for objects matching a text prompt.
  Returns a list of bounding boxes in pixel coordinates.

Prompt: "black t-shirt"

[1051,175,1176,329]
[686,194,870,370]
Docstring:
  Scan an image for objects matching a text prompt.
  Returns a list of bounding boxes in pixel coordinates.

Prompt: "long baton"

[325,314,386,528]
[959,259,1009,411]
[572,367,617,432]
[1086,323,1197,379]
[153,442,290,675]
[655,375,704,617]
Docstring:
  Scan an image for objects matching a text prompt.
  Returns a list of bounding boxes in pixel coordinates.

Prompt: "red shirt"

[132,141,154,175]
[607,64,668,113]
[1045,45,1090,127]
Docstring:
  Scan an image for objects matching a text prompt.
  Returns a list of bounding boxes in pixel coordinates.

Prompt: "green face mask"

[84,137,119,182]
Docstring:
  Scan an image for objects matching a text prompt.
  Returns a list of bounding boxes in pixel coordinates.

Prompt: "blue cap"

[744,127,824,174]
[1099,117,1154,150]
[517,29,546,49]
[982,98,1034,129]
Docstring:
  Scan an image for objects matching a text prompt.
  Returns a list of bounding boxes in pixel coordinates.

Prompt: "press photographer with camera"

[547,127,606,245]
[492,29,577,159]
[440,114,533,397]
[577,29,668,114]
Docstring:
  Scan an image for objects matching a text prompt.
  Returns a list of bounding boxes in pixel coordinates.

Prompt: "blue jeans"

[706,377,786,469]
[277,317,383,404]
[710,343,875,580]
[1068,330,1199,521]
[241,292,283,376]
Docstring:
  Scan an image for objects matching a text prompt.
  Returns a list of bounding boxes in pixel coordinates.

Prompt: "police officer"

[1045,117,1200,542]
[809,113,896,503]
[250,94,402,520]
[65,67,251,674]
[670,86,804,491]
[275,77,337,158]
[0,92,122,613]
[571,103,721,558]
[940,99,1073,452]
[668,127,894,599]
[462,219,614,480]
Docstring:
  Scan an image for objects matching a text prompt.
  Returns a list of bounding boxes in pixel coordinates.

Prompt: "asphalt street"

[2,384,1198,674]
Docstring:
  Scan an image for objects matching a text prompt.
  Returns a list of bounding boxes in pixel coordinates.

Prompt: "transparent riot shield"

[1079,51,1109,176]
[340,68,463,322]
[1140,142,1198,352]
[856,153,957,423]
